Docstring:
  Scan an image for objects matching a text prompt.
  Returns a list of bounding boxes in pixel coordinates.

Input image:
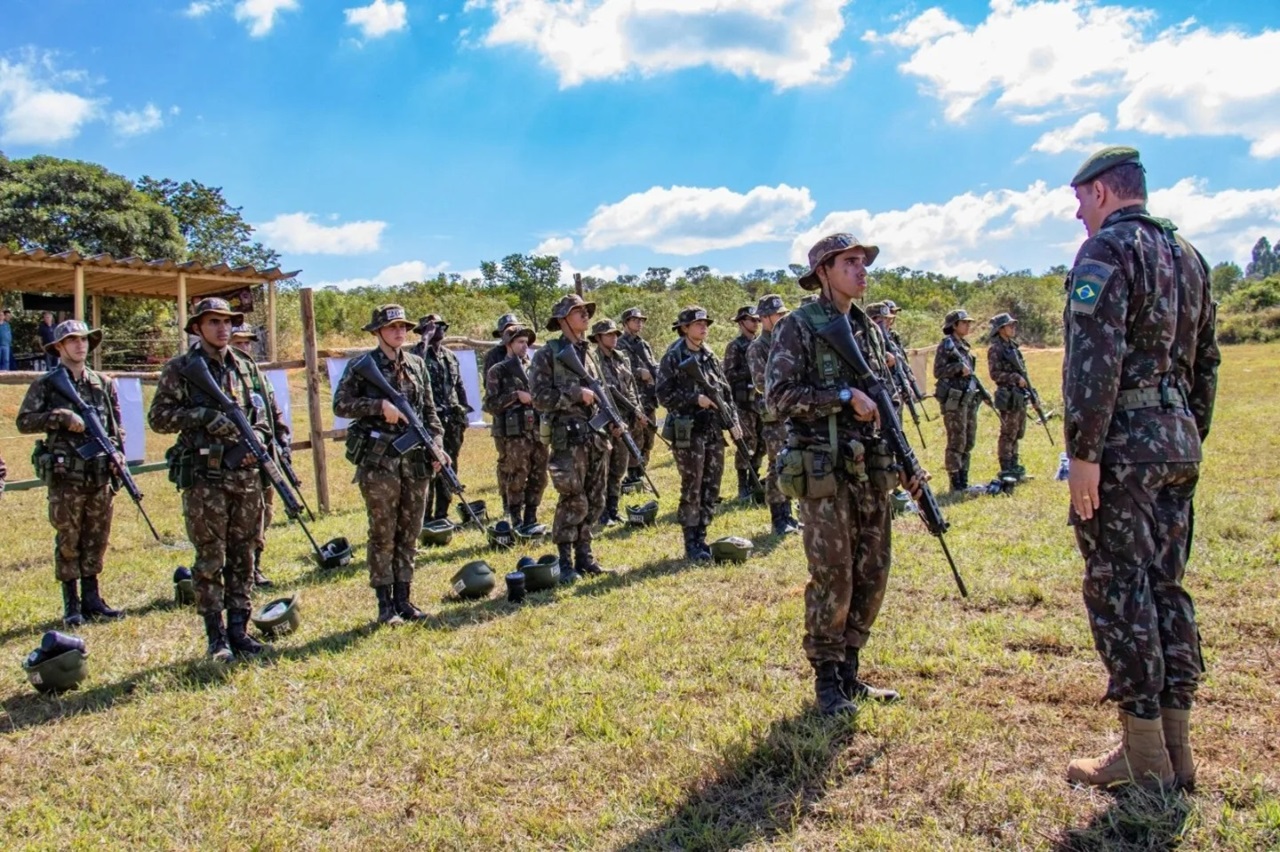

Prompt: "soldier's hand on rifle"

[203,410,240,440]
[580,387,596,406]
[696,394,715,409]
[609,423,623,438]
[636,411,649,427]
[848,389,878,424]
[961,364,972,377]
[516,390,532,405]
[380,400,406,425]
[434,446,451,472]
[886,352,897,368]
[57,409,86,433]
[637,367,653,384]
[1017,376,1028,388]
[900,468,929,499]
[729,424,743,441]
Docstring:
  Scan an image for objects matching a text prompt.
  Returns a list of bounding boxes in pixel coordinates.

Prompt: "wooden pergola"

[0,247,299,364]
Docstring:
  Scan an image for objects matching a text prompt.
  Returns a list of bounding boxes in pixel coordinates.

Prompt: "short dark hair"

[1098,163,1147,202]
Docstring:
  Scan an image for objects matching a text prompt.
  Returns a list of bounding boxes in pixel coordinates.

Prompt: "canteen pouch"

[802,444,838,499]
[166,445,196,490]
[669,415,695,450]
[732,381,753,405]
[776,445,806,500]
[345,430,368,466]
[993,386,1012,411]
[539,417,552,445]
[865,439,898,495]
[944,387,963,412]
[550,418,588,452]
[839,438,868,484]
[403,447,430,479]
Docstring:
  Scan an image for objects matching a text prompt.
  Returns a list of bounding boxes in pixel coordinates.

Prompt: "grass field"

[1,345,1277,850]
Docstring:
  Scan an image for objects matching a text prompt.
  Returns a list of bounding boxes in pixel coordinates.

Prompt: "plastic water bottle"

[1055,452,1070,481]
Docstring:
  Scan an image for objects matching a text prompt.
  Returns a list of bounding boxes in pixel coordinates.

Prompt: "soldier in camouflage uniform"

[413,314,471,523]
[334,305,448,626]
[767,234,919,716]
[985,313,1030,481]
[17,320,126,627]
[0,449,7,496]
[484,324,547,529]
[482,313,522,513]
[616,307,660,485]
[657,306,742,562]
[231,324,287,588]
[723,305,765,501]
[590,318,643,526]
[747,294,800,536]
[530,294,614,583]
[1061,147,1219,790]
[150,299,276,660]
[933,309,982,490]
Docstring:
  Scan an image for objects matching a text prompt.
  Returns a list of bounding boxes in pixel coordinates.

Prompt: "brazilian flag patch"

[1068,259,1116,316]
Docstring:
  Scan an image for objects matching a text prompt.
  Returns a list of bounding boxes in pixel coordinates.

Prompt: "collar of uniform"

[373,346,404,368]
[1102,204,1148,230]
[197,340,235,368]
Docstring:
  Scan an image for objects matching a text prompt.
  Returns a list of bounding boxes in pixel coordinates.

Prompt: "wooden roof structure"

[0,247,299,361]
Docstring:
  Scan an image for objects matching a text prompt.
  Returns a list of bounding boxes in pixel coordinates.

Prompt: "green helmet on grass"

[524,554,562,591]
[710,536,754,563]
[451,561,496,599]
[252,594,302,638]
[420,519,457,547]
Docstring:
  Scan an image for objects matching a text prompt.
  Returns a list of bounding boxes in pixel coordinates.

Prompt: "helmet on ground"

[516,555,537,572]
[173,565,195,606]
[458,500,488,525]
[621,477,645,495]
[710,536,754,563]
[23,632,89,694]
[420,519,457,547]
[627,500,659,526]
[487,520,516,550]
[451,561,496,599]
[515,522,548,542]
[318,537,353,570]
[252,594,301,637]
[524,554,561,591]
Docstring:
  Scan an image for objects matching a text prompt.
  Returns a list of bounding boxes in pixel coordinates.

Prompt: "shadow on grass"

[1053,785,1194,851]
[616,712,880,851]
[0,621,378,734]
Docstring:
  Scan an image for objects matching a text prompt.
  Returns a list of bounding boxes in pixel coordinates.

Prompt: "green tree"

[136,177,280,268]
[1245,237,1278,279]
[479,253,565,332]
[684,264,711,284]
[643,266,671,292]
[1211,261,1243,295]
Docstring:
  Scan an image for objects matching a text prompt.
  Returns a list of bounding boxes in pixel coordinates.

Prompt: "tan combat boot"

[1162,707,1196,791]
[1067,711,1175,789]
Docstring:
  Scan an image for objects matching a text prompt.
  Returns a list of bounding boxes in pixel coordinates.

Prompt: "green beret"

[1071,146,1143,187]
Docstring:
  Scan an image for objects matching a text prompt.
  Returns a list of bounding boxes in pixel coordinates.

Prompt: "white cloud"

[1149,179,1280,265]
[257,213,387,255]
[465,0,853,90]
[314,260,451,290]
[557,260,625,287]
[111,103,164,137]
[533,236,574,256]
[345,0,408,39]
[184,1,223,17]
[584,184,815,255]
[1031,111,1110,154]
[234,0,299,37]
[0,55,102,145]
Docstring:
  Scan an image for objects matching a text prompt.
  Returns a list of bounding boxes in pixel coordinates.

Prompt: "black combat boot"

[603,494,622,526]
[575,539,610,577]
[203,611,232,662]
[393,581,428,622]
[770,503,790,536]
[683,527,707,562]
[375,585,403,626]
[812,660,857,716]
[510,503,524,529]
[782,500,801,532]
[959,469,969,489]
[226,609,265,657]
[252,548,274,589]
[558,542,580,584]
[61,580,85,628]
[736,469,751,501]
[522,504,538,527]
[949,472,963,492]
[694,524,713,562]
[80,575,124,621]
[837,649,900,703]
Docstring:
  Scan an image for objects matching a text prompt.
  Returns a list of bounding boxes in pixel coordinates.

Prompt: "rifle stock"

[677,357,763,494]
[812,317,968,598]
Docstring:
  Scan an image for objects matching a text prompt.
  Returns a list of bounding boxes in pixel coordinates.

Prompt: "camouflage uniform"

[484,335,547,527]
[723,328,765,496]
[415,337,470,522]
[987,330,1029,476]
[933,325,981,486]
[592,325,642,523]
[617,310,660,477]
[481,313,522,512]
[747,330,785,507]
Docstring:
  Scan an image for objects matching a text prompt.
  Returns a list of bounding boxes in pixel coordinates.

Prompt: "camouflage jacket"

[333,346,443,441]
[1062,205,1220,465]
[413,341,470,423]
[747,330,777,422]
[593,345,641,421]
[529,336,601,425]
[149,344,277,457]
[618,331,659,409]
[933,334,975,393]
[481,344,506,394]
[722,333,757,405]
[484,352,533,415]
[657,337,738,431]
[987,337,1027,389]
[766,297,890,445]
[17,366,124,457]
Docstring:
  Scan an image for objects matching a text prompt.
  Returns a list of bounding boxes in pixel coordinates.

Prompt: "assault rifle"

[971,373,997,412]
[557,344,659,498]
[813,316,969,598]
[349,354,485,531]
[274,442,315,521]
[1020,383,1056,445]
[677,356,763,494]
[48,366,161,542]
[893,363,928,450]
[178,356,325,561]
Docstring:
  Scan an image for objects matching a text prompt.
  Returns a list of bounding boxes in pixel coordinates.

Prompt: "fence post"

[300,287,330,514]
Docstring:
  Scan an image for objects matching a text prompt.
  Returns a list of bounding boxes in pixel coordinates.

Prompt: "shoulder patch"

[1068,259,1117,315]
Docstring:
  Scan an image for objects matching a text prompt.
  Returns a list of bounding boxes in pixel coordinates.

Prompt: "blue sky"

[2,0,1278,288]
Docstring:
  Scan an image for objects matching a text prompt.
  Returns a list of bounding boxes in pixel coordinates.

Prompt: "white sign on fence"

[264,369,292,433]
[326,357,351,431]
[114,377,146,464]
[454,348,486,426]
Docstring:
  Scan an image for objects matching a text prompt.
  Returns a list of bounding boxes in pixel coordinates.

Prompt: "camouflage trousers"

[798,476,892,663]
[427,420,466,521]
[942,402,979,474]
[548,433,609,544]
[48,479,115,582]
[494,434,548,512]
[997,405,1027,465]
[1073,462,1203,717]
[256,485,276,551]
[760,420,787,506]
[672,430,725,527]
[607,415,644,498]
[183,473,263,614]
[629,407,657,471]
[734,407,765,473]
[358,459,431,588]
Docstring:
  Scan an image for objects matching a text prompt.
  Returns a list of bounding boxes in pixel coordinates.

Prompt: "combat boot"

[695,524,713,561]
[574,540,611,577]
[557,542,581,585]
[948,472,963,492]
[203,611,233,662]
[812,660,856,716]
[226,609,265,657]
[958,470,969,489]
[998,456,1016,479]
[1162,708,1196,790]
[736,469,751,501]
[607,495,623,525]
[769,503,790,536]
[252,548,274,589]
[375,585,403,626]
[838,649,900,703]
[1067,710,1175,789]
[509,503,524,529]
[682,527,708,562]
[61,580,85,628]
[393,581,428,622]
[522,504,538,527]
[1013,455,1029,481]
[80,575,124,621]
[782,500,802,532]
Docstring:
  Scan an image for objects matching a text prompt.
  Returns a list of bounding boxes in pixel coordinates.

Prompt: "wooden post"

[73,265,86,320]
[91,294,102,370]
[300,287,330,514]
[267,278,278,362]
[176,273,188,355]
[573,272,583,297]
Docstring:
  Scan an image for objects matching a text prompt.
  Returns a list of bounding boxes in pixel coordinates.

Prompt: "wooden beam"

[74,265,85,320]
[267,278,278,362]
[91,294,102,370]
[300,287,330,514]
[176,273,188,356]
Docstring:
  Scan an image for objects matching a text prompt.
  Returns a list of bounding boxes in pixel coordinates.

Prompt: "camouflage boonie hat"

[943,308,974,333]
[415,313,447,334]
[230,324,258,341]
[545,294,596,331]
[185,297,244,334]
[865,302,893,319]
[620,307,648,323]
[989,312,1017,332]
[492,313,521,338]
[798,233,880,291]
[883,299,901,313]
[502,324,536,347]
[799,294,819,305]
[732,305,760,323]
[363,304,414,333]
[43,319,103,353]
[588,318,622,342]
[1071,145,1143,187]
[756,294,789,318]
[671,305,714,333]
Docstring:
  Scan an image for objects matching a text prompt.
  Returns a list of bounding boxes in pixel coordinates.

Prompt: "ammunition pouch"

[865,439,898,495]
[35,439,111,486]
[993,386,1023,412]
[166,446,195,490]
[731,380,754,405]
[549,417,590,452]
[500,406,537,438]
[665,414,695,449]
[942,387,976,412]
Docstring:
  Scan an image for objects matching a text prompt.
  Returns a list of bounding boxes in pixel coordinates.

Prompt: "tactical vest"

[493,355,537,438]
[755,331,778,423]
[790,301,884,442]
[32,369,118,485]
[727,335,756,404]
